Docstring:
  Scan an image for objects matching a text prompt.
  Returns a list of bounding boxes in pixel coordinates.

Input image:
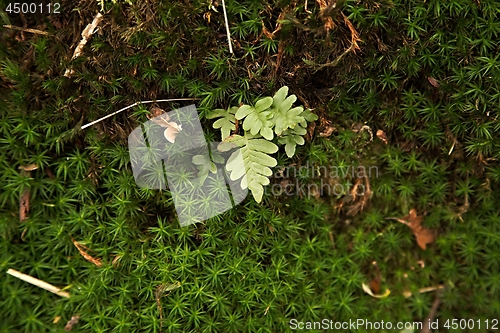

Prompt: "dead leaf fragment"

[376,129,388,144]
[147,107,182,143]
[319,126,335,137]
[362,283,390,298]
[386,209,437,250]
[316,0,336,32]
[18,164,38,171]
[64,13,104,77]
[369,261,382,294]
[64,315,80,331]
[427,76,439,88]
[369,278,380,294]
[72,240,102,267]
[148,106,165,118]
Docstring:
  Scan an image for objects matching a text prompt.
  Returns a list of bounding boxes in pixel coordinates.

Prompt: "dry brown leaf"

[261,11,285,39]
[369,278,380,295]
[18,164,38,171]
[72,240,102,267]
[316,0,336,32]
[362,283,390,298]
[342,12,361,52]
[147,107,182,143]
[369,261,382,294]
[64,315,80,331]
[376,129,388,144]
[427,76,439,88]
[319,126,335,137]
[149,106,165,118]
[387,209,437,250]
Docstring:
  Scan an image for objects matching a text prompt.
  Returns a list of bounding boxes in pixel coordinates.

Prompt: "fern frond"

[269,86,306,135]
[206,106,238,140]
[278,126,307,158]
[192,151,225,184]
[218,133,278,203]
[235,97,274,140]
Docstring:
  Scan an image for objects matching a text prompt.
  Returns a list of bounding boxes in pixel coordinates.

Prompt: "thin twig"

[420,289,443,333]
[3,25,49,35]
[221,0,233,53]
[7,269,70,298]
[310,42,356,72]
[80,98,200,129]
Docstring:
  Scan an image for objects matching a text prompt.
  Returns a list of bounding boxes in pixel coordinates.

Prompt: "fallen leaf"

[148,107,182,143]
[415,228,436,250]
[427,76,439,88]
[387,209,437,250]
[149,106,165,118]
[319,126,335,137]
[316,0,337,32]
[72,240,102,267]
[53,316,61,324]
[369,278,381,295]
[164,125,181,143]
[64,315,80,331]
[362,283,390,298]
[18,164,38,171]
[376,129,388,144]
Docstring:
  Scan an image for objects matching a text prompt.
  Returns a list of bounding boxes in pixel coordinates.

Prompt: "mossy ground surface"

[1,0,500,332]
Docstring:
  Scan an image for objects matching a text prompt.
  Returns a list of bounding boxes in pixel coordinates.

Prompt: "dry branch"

[3,25,49,35]
[80,98,200,129]
[6,269,70,298]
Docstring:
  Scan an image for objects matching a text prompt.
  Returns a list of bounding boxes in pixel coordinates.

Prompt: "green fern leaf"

[218,133,278,203]
[206,106,238,140]
[301,108,319,123]
[278,126,307,157]
[235,97,274,140]
[269,86,306,135]
[192,151,224,184]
